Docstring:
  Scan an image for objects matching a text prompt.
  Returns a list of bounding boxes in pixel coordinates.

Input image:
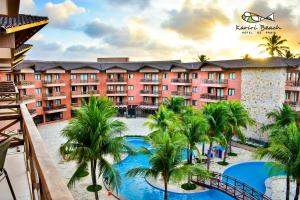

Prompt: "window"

[128,96,134,101]
[71,74,76,80]
[80,74,88,80]
[162,85,168,91]
[116,85,124,92]
[192,86,198,93]
[21,74,25,80]
[107,85,114,91]
[128,85,134,91]
[54,99,61,105]
[54,87,60,92]
[54,74,60,80]
[35,88,41,94]
[295,73,300,82]
[143,96,149,102]
[217,89,224,97]
[184,100,189,106]
[208,88,214,94]
[162,73,168,79]
[35,74,41,80]
[208,72,214,80]
[285,92,290,100]
[229,72,236,80]
[6,74,11,81]
[128,74,134,79]
[108,97,114,102]
[91,85,97,91]
[90,74,96,80]
[71,98,77,104]
[192,73,198,79]
[36,101,42,107]
[192,100,197,106]
[144,73,150,79]
[162,97,168,103]
[45,75,51,81]
[228,89,235,96]
[287,72,291,81]
[71,86,77,92]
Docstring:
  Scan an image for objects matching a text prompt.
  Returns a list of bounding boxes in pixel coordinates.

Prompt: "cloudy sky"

[20,0,300,62]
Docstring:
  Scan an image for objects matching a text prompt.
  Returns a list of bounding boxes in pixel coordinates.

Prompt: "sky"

[20,0,300,62]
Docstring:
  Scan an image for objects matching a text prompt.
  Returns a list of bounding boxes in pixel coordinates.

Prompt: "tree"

[255,123,300,200]
[60,96,130,200]
[202,103,229,170]
[126,132,209,200]
[222,101,254,163]
[242,54,251,59]
[182,107,209,164]
[164,96,185,114]
[285,50,300,59]
[259,33,289,57]
[197,54,210,62]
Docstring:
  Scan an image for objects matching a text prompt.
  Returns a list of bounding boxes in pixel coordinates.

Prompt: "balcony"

[139,101,159,109]
[200,93,228,102]
[114,101,128,108]
[140,78,161,85]
[140,90,161,97]
[71,90,100,98]
[171,78,192,85]
[42,80,66,87]
[71,79,99,86]
[285,101,300,111]
[106,90,127,96]
[171,91,192,99]
[285,81,300,91]
[43,92,66,100]
[15,81,35,89]
[43,104,67,114]
[20,94,35,104]
[106,78,127,85]
[71,103,81,110]
[201,79,228,88]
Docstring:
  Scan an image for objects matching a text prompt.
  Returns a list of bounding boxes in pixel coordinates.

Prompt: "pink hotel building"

[1,57,300,140]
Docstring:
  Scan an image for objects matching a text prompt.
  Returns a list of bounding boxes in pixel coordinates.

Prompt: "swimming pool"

[113,137,279,200]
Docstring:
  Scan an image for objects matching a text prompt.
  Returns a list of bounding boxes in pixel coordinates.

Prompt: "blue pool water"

[114,137,281,200]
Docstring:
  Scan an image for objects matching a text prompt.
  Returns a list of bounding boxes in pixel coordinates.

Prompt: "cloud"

[106,0,151,8]
[162,2,230,40]
[19,0,36,14]
[44,0,86,27]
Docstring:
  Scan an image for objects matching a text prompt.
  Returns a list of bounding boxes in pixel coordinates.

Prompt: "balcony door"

[80,74,88,81]
[45,74,51,82]
[152,74,158,81]
[153,85,158,92]
[81,86,88,93]
[116,85,124,92]
[291,92,299,102]
[217,73,224,80]
[216,88,224,97]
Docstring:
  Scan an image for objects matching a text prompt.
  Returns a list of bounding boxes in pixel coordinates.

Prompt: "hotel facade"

[0,57,299,140]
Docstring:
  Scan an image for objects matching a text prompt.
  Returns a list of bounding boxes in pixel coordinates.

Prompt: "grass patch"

[228,152,238,157]
[86,185,102,192]
[217,161,229,166]
[181,183,197,190]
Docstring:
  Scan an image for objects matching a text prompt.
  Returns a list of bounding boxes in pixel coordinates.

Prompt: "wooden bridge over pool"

[192,172,271,200]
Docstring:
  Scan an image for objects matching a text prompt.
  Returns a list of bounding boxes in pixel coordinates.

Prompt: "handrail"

[202,79,228,84]
[20,104,73,200]
[200,94,228,100]
[71,79,99,83]
[192,171,271,200]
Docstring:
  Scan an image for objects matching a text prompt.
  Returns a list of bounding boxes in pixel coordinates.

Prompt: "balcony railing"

[286,81,300,87]
[43,104,67,111]
[171,91,192,96]
[200,94,228,100]
[140,90,161,95]
[20,94,35,100]
[171,78,192,83]
[20,104,74,199]
[202,79,228,85]
[140,78,161,83]
[285,101,300,106]
[71,90,99,95]
[106,78,126,82]
[140,102,159,106]
[71,79,99,84]
[42,80,65,84]
[115,101,127,105]
[43,92,66,98]
[107,90,127,94]
[15,81,34,86]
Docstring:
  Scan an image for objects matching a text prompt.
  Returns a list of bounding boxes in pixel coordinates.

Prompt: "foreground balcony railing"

[20,104,74,199]
[200,94,228,101]
[171,91,192,97]
[171,78,192,84]
[202,79,228,86]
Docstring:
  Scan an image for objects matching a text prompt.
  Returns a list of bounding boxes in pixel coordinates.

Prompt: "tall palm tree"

[202,103,229,170]
[255,123,300,200]
[259,33,289,57]
[222,101,254,163]
[182,107,209,164]
[285,50,300,59]
[262,104,298,135]
[60,96,130,200]
[164,96,185,114]
[197,54,210,62]
[126,132,209,200]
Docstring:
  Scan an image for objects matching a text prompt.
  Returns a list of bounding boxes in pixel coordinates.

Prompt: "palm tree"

[255,123,300,200]
[285,50,300,59]
[262,104,298,135]
[202,103,229,170]
[164,96,185,114]
[222,101,254,163]
[242,54,251,59]
[197,54,210,62]
[182,107,209,164]
[259,33,289,57]
[60,96,130,200]
[126,132,209,200]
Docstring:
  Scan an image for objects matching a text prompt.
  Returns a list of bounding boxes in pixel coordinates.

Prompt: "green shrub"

[228,152,237,156]
[181,182,197,190]
[217,161,229,166]
[86,185,102,192]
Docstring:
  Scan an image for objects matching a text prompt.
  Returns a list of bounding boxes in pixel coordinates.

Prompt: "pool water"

[113,137,281,200]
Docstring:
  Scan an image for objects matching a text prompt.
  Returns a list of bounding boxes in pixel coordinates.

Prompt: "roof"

[14,57,300,72]
[14,44,32,56]
[0,14,48,33]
